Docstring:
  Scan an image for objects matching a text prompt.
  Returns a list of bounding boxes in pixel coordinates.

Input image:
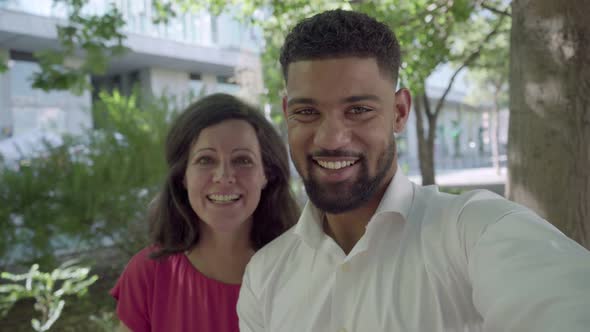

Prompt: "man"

[237,9,590,332]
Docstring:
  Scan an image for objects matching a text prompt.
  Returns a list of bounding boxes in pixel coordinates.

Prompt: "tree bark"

[508,0,590,249]
[414,93,436,185]
[491,83,501,175]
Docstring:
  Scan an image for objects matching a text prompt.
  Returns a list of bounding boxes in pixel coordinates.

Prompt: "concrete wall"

[0,49,13,139]
[149,67,191,99]
[7,58,92,137]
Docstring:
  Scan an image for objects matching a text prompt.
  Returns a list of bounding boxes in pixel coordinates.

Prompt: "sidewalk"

[408,167,507,195]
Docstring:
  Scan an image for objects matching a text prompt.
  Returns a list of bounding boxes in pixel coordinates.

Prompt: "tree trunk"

[508,0,590,249]
[414,93,436,185]
[491,89,501,175]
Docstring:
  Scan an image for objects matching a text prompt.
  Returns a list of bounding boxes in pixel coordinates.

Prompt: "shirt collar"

[373,169,415,222]
[293,168,416,250]
[293,198,325,250]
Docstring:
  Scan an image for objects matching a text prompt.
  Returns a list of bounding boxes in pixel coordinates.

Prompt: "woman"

[110,93,299,332]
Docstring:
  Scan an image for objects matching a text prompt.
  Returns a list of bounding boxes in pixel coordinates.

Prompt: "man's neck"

[323,179,390,255]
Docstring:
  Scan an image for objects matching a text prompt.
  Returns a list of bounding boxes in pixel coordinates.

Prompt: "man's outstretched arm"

[466,206,590,331]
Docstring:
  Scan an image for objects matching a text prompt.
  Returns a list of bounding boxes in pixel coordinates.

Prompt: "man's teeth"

[208,194,240,202]
[316,160,356,170]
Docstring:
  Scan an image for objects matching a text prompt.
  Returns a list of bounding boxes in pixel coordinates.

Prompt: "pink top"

[110,246,241,332]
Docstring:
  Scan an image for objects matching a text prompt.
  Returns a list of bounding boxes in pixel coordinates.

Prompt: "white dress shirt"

[238,171,590,332]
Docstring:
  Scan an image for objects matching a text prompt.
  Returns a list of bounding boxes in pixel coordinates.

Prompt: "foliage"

[31,0,127,95]
[0,53,7,72]
[142,0,476,96]
[0,260,98,331]
[0,0,512,184]
[439,186,466,195]
[0,90,174,267]
[3,1,500,100]
[460,13,510,108]
[89,310,119,331]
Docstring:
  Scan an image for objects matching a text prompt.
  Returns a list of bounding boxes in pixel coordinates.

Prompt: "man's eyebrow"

[287,97,317,108]
[287,95,381,108]
[342,95,381,103]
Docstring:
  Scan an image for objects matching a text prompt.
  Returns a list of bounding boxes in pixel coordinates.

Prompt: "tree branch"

[481,1,511,17]
[423,89,434,119]
[433,15,506,117]
[414,92,426,140]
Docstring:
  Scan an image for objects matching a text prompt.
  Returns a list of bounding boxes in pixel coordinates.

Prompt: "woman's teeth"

[207,194,240,202]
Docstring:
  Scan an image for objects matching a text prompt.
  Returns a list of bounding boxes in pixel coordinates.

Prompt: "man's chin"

[307,194,363,214]
[304,182,358,212]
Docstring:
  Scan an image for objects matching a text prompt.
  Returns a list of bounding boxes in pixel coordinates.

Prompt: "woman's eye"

[195,156,213,165]
[234,157,253,165]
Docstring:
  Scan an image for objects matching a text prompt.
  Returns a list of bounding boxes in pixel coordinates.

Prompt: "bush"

[0,260,98,331]
[0,90,178,268]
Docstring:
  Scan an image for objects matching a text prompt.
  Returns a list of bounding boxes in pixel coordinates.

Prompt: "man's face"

[283,57,410,214]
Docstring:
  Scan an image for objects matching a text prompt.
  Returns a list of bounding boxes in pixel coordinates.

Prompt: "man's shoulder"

[413,187,533,240]
[416,186,519,221]
[424,188,534,246]
[452,189,529,223]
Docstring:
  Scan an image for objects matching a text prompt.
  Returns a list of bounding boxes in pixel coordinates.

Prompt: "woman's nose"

[213,162,236,184]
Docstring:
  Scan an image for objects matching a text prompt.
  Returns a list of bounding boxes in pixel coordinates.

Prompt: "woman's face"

[184,119,267,235]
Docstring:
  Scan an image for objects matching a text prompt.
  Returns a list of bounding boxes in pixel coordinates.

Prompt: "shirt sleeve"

[237,261,265,332]
[466,207,590,332]
[110,248,155,332]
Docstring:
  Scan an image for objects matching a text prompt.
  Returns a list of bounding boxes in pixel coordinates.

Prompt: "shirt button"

[341,262,350,272]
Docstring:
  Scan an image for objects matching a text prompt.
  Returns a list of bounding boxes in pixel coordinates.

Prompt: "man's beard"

[297,137,396,214]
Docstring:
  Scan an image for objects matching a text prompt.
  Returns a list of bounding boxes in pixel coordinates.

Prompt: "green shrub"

[0,90,178,267]
[0,260,98,331]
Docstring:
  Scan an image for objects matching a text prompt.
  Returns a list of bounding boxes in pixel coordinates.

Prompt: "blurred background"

[0,0,587,330]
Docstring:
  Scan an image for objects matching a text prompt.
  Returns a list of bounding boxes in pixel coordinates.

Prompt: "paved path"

[408,167,507,196]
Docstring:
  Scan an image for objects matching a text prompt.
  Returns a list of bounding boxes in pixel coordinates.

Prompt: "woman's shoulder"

[123,245,185,275]
[113,246,155,286]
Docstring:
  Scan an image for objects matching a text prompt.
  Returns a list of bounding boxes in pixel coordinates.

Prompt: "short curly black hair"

[280,9,401,83]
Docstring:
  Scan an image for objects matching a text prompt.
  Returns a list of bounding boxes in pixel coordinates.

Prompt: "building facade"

[398,83,509,176]
[0,0,508,176]
[0,0,263,143]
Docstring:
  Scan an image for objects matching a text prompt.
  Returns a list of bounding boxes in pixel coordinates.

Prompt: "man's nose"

[313,115,351,150]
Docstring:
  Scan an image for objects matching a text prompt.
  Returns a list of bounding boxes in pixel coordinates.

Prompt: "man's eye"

[293,108,318,116]
[349,106,373,114]
[289,108,319,122]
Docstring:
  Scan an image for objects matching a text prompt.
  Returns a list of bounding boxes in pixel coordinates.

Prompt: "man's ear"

[393,88,412,133]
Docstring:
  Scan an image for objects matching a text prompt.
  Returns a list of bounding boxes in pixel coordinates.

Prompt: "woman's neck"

[185,223,255,284]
